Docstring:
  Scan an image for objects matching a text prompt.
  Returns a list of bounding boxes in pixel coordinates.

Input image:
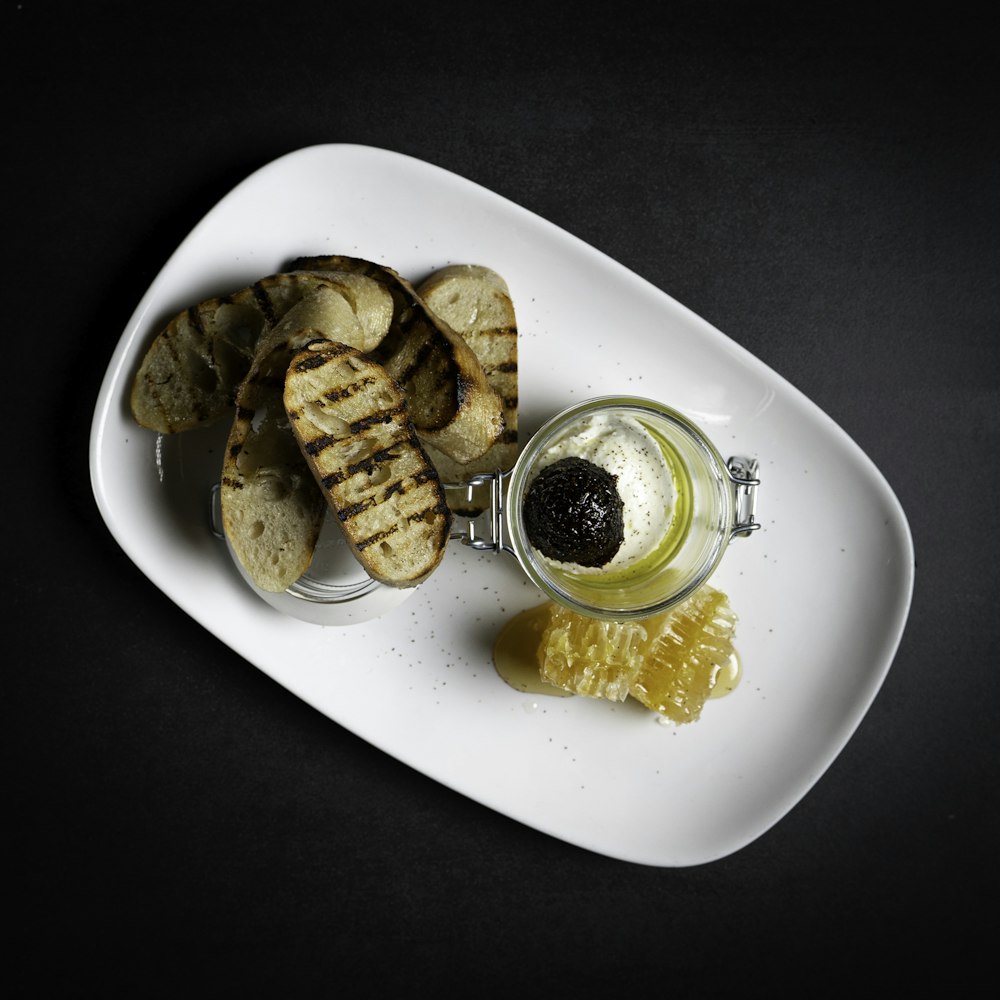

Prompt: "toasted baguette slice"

[288,254,504,465]
[130,269,392,434]
[284,341,451,588]
[310,269,394,351]
[220,286,381,593]
[416,264,519,485]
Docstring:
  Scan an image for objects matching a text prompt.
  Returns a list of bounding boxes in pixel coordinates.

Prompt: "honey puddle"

[492,601,742,707]
[493,604,573,697]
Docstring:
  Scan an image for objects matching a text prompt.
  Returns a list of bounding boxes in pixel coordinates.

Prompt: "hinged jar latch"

[445,471,512,554]
[726,456,760,538]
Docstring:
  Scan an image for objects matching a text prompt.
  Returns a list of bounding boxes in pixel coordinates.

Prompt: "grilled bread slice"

[130,269,393,434]
[284,341,451,587]
[288,254,504,465]
[219,285,384,593]
[416,264,519,485]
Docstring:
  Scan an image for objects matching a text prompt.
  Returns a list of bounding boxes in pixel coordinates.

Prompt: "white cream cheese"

[533,412,674,574]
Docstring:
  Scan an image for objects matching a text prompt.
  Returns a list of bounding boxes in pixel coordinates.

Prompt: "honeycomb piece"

[628,587,739,724]
[539,605,647,701]
[530,585,739,723]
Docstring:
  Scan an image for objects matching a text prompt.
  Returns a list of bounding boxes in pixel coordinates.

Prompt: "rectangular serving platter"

[90,144,915,866]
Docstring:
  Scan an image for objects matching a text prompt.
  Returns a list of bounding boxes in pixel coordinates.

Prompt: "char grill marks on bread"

[129,256,510,595]
[415,263,519,485]
[284,341,451,587]
[219,285,391,593]
[288,255,504,465]
[130,270,394,434]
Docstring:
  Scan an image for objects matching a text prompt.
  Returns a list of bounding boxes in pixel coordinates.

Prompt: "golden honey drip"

[493,604,573,697]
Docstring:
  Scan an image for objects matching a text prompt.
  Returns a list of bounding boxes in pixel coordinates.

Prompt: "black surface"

[9,2,998,994]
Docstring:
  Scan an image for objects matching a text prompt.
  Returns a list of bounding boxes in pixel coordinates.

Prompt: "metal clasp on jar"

[444,471,513,554]
[726,456,760,538]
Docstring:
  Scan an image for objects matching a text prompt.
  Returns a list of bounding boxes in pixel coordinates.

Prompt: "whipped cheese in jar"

[502,397,759,621]
[524,411,680,577]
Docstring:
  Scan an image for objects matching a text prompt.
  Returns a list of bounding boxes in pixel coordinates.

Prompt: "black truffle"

[523,456,624,567]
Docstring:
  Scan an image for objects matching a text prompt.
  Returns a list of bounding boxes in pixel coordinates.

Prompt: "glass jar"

[456,396,760,622]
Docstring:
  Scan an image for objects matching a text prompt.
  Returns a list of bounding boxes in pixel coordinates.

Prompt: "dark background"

[9,1,998,994]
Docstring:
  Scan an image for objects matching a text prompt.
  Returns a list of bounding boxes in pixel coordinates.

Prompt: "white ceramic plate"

[90,144,915,867]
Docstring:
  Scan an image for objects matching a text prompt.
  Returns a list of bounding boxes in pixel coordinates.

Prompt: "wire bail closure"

[726,456,760,538]
[445,471,513,554]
